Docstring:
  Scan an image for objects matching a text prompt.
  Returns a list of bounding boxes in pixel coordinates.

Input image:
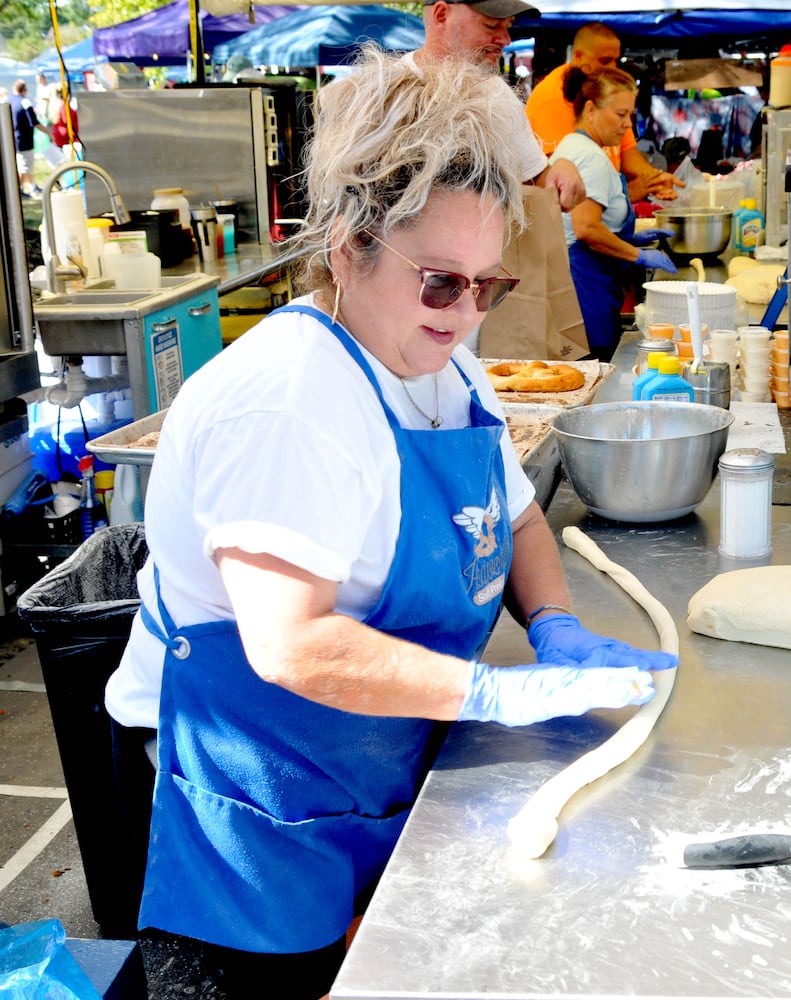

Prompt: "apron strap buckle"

[172,636,191,660]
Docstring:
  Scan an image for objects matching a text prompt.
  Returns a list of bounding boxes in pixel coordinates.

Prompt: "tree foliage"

[85,0,163,31]
[0,0,93,62]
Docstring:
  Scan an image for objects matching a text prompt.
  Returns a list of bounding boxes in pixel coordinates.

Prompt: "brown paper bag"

[479,186,589,361]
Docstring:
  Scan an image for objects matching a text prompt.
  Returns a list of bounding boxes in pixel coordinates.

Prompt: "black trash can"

[16,523,149,939]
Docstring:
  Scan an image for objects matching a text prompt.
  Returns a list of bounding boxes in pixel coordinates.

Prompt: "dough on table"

[687,565,791,650]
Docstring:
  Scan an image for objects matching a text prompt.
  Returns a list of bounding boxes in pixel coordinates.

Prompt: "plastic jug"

[642,356,695,402]
[633,351,669,400]
[109,464,144,524]
[733,199,765,255]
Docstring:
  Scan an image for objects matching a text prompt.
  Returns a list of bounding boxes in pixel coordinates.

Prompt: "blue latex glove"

[636,248,678,273]
[528,613,678,672]
[632,228,675,247]
[459,659,655,727]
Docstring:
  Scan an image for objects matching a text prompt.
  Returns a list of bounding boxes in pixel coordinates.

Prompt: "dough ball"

[687,566,791,649]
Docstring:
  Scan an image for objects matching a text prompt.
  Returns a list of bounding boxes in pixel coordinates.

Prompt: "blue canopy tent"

[510,0,791,49]
[37,37,98,85]
[211,4,424,69]
[93,0,304,67]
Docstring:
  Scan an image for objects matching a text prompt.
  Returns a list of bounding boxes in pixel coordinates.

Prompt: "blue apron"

[138,304,513,953]
[568,134,636,357]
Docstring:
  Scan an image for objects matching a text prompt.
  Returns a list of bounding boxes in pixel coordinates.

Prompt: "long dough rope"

[507,525,679,858]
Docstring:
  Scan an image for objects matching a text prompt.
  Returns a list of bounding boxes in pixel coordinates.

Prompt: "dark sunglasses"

[364,230,519,313]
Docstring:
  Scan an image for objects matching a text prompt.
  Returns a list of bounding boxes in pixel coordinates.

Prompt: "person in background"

[35,72,52,122]
[411,0,586,210]
[527,22,684,203]
[410,0,587,357]
[8,79,50,197]
[49,85,80,160]
[551,66,677,361]
[105,48,676,1000]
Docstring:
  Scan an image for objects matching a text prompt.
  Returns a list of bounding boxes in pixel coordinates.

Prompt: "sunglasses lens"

[475,278,517,313]
[420,272,468,309]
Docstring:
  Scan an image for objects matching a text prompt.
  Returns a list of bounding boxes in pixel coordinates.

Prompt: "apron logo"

[452,490,508,604]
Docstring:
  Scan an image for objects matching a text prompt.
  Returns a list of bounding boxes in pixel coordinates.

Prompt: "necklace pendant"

[431,416,443,429]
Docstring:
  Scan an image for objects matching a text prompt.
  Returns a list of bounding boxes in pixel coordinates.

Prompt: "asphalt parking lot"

[0,626,225,998]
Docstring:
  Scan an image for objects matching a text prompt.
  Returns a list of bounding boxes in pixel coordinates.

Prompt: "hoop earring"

[331,276,343,324]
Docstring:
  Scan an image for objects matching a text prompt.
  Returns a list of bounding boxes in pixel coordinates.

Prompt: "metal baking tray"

[502,402,562,512]
[86,409,167,467]
[481,358,616,407]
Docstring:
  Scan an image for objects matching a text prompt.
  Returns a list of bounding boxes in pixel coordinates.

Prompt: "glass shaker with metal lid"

[718,448,774,559]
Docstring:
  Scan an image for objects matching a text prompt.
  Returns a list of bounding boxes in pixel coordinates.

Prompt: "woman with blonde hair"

[106,46,674,999]
[551,66,677,359]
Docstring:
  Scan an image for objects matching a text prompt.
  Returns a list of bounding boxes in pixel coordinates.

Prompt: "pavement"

[0,622,225,998]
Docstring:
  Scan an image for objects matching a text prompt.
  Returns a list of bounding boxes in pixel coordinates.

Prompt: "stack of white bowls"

[738,326,772,402]
[709,329,739,380]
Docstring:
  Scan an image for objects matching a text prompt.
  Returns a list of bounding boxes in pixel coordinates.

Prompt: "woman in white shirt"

[107,47,676,1000]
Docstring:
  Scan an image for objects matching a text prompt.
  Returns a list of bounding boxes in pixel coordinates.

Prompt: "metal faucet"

[41,161,132,294]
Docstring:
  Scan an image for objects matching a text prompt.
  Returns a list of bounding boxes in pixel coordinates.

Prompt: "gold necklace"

[399,373,443,429]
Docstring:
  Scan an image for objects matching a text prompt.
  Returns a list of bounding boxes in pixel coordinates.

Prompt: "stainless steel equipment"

[34,275,223,420]
[762,107,791,248]
[680,359,732,407]
[0,104,49,456]
[75,85,314,246]
[551,400,734,522]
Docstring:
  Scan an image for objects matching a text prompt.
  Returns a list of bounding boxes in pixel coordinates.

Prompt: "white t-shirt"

[400,51,548,183]
[551,132,630,247]
[105,295,535,729]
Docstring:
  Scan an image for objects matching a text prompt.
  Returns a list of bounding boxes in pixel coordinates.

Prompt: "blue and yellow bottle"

[641,356,695,402]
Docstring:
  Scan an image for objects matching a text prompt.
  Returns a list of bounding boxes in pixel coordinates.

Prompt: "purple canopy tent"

[93,0,304,69]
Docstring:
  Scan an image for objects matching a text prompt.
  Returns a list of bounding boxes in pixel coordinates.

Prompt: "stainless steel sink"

[40,291,152,307]
[33,273,219,356]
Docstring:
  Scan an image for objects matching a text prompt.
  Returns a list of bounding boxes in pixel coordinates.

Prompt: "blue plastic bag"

[0,920,103,999]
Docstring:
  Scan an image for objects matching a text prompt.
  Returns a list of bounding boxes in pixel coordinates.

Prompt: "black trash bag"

[16,524,149,939]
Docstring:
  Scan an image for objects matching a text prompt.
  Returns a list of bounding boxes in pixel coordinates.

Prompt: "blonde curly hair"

[288,45,527,297]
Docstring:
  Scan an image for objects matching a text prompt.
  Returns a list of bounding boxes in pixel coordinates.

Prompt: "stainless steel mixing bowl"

[653,206,733,258]
[552,402,734,522]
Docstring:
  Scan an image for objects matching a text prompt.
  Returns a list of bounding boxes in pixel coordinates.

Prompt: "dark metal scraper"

[684,833,791,869]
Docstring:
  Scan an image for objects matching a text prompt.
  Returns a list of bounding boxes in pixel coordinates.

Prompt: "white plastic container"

[109,464,144,524]
[48,188,99,280]
[151,188,191,230]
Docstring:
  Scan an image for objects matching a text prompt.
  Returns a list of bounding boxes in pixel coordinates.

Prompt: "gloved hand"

[631,228,675,247]
[528,613,679,672]
[636,248,678,273]
[459,659,655,727]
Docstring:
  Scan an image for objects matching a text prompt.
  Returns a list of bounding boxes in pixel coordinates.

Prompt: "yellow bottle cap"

[658,356,681,374]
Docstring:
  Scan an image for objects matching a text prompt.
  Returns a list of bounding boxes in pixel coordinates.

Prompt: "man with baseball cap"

[410,0,585,211]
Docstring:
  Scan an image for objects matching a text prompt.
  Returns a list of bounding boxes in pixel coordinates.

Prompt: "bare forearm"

[574,219,638,262]
[246,611,468,719]
[218,548,469,720]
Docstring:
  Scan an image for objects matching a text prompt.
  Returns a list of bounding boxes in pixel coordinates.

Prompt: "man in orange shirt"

[526,22,683,202]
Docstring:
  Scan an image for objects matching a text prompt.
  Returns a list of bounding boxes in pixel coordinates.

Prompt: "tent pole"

[189,0,206,84]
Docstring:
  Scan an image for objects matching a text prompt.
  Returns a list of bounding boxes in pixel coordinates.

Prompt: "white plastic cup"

[738,325,771,346]
[710,329,738,347]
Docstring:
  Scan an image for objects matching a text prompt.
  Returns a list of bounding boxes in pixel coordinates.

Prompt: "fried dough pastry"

[486,361,585,393]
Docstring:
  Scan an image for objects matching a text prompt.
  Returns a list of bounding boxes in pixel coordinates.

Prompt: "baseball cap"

[424,0,539,17]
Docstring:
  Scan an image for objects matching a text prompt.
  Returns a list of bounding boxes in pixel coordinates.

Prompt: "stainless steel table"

[332,342,791,1000]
